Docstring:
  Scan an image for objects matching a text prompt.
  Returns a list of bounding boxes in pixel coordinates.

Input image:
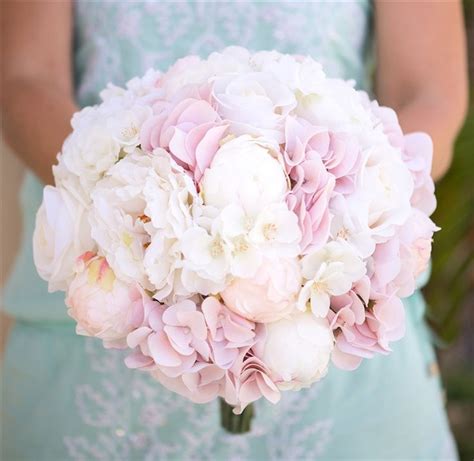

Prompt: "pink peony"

[66,254,145,349]
[220,258,302,323]
[140,93,228,182]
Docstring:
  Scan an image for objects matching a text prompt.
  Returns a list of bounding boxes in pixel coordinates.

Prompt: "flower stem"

[219,398,254,434]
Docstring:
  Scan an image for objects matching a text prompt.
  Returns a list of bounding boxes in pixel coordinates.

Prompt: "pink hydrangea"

[330,277,405,371]
[125,299,210,376]
[140,92,228,182]
[201,296,263,369]
[402,132,436,216]
[223,351,280,414]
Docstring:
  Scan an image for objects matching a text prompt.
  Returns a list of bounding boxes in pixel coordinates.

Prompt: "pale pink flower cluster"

[33,47,438,412]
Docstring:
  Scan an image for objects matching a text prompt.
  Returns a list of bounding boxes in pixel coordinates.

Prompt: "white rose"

[207,46,253,74]
[348,145,414,242]
[261,311,334,390]
[126,68,162,96]
[212,72,296,142]
[33,185,95,292]
[252,52,326,95]
[62,109,120,181]
[200,135,288,215]
[298,240,366,317]
[159,55,212,98]
[296,78,375,145]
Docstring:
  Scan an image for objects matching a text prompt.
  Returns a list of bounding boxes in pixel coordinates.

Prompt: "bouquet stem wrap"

[220,399,254,434]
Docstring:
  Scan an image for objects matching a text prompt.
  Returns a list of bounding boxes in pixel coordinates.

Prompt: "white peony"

[200,135,288,215]
[298,240,366,317]
[33,185,95,292]
[347,145,414,243]
[261,311,334,390]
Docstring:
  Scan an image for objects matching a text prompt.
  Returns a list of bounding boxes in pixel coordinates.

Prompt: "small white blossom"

[298,240,366,317]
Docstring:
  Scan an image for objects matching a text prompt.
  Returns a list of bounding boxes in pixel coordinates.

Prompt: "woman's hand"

[375,0,468,181]
[1,0,78,185]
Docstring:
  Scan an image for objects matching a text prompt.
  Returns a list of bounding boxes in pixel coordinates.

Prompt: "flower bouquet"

[33,47,437,434]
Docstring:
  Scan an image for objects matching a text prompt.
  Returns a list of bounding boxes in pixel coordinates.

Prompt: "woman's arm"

[375,1,468,181]
[1,0,78,185]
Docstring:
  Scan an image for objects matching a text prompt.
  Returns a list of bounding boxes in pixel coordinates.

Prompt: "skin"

[0,0,469,355]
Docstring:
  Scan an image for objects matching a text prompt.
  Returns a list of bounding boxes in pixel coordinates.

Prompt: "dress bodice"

[3,0,372,322]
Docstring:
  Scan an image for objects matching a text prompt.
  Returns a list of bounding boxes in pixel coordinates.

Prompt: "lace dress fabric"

[2,2,457,459]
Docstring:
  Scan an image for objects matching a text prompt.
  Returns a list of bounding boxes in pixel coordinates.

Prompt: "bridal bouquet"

[33,47,437,433]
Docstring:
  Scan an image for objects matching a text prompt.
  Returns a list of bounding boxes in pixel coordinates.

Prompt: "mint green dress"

[1,2,457,460]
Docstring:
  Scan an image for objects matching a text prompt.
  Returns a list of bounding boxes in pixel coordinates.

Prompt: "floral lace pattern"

[73,1,372,107]
[63,338,333,460]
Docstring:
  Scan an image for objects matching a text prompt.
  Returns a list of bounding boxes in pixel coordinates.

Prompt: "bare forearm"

[393,93,466,181]
[2,78,77,185]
